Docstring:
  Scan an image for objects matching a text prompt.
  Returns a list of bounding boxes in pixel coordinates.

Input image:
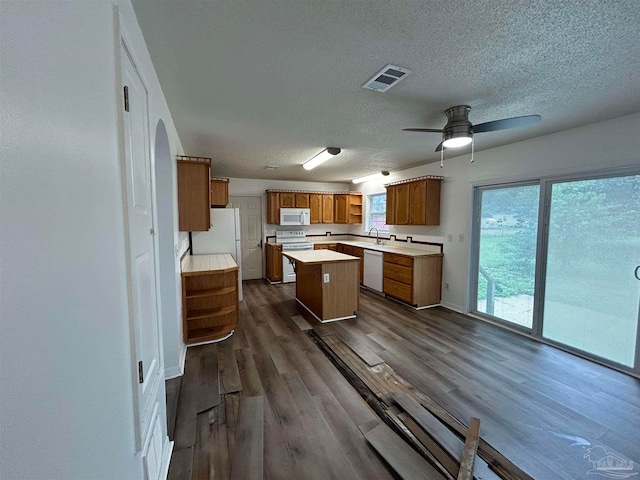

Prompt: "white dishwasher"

[363,250,384,294]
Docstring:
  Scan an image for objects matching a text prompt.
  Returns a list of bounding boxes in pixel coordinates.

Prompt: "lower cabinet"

[182,265,238,344]
[314,243,338,251]
[383,252,443,307]
[266,243,282,282]
[342,245,364,284]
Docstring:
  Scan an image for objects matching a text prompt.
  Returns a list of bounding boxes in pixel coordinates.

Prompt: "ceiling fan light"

[303,147,341,170]
[442,136,472,148]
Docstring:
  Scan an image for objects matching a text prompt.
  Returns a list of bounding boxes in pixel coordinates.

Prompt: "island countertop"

[282,250,358,264]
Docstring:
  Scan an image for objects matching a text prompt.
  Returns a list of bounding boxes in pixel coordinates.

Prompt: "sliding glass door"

[474,184,540,329]
[472,172,640,373]
[542,175,640,367]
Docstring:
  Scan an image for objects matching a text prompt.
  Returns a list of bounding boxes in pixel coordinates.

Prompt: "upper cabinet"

[334,194,348,224]
[385,177,442,226]
[267,191,280,225]
[309,194,323,223]
[280,192,295,208]
[210,178,229,207]
[265,190,360,225]
[295,193,310,208]
[322,194,334,223]
[177,156,211,231]
[348,194,363,225]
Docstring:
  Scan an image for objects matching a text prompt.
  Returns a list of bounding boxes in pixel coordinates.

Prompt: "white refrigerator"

[191,208,243,301]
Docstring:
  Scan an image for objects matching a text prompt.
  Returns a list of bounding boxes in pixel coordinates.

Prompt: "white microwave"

[280,208,310,225]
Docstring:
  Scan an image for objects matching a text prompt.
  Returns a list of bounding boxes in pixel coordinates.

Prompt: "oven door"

[281,246,312,283]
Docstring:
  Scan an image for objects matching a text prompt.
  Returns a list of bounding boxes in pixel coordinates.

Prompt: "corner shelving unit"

[181,254,239,344]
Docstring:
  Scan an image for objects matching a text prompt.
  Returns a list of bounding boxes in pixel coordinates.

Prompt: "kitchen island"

[282,250,359,323]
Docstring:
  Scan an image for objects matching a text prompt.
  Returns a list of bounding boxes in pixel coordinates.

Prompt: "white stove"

[276,231,313,283]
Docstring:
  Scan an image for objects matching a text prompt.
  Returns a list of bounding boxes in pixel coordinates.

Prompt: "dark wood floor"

[168,280,640,479]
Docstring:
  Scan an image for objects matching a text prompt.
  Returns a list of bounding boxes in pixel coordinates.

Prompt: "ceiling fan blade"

[472,115,541,133]
[402,128,443,133]
[435,141,447,152]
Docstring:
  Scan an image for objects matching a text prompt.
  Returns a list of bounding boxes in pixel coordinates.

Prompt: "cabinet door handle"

[635,265,640,281]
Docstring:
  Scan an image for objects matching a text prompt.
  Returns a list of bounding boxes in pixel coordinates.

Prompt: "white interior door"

[229,196,263,280]
[121,43,163,450]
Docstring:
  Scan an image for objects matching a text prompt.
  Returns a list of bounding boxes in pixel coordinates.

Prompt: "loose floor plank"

[458,418,481,480]
[392,392,500,480]
[218,339,242,393]
[196,344,222,413]
[290,314,313,331]
[166,376,181,440]
[338,333,385,367]
[362,423,444,480]
[229,396,264,480]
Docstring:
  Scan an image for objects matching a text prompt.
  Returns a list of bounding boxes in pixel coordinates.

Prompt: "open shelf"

[186,304,236,321]
[185,286,236,299]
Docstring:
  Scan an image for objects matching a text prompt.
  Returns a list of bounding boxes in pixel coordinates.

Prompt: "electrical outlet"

[445,282,449,291]
[459,233,465,242]
[323,273,330,283]
[447,234,453,242]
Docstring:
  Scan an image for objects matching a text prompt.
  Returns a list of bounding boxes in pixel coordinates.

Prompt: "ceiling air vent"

[362,65,412,93]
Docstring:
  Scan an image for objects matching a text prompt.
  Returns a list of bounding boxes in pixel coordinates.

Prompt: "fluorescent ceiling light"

[352,171,390,184]
[442,136,472,148]
[303,148,341,170]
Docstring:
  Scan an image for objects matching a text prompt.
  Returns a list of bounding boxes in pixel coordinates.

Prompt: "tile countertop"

[311,240,442,258]
[282,250,359,264]
[181,254,238,274]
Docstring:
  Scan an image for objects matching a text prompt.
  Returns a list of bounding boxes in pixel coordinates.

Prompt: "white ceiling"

[132,0,640,183]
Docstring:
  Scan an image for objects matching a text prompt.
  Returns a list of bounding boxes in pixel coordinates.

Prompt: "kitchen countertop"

[182,254,238,274]
[312,240,442,258]
[282,250,359,264]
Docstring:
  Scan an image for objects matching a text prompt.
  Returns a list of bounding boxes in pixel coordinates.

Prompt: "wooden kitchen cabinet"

[348,194,363,225]
[210,178,229,207]
[295,193,310,208]
[280,192,295,208]
[342,245,365,283]
[181,254,239,344]
[266,243,283,282]
[177,157,211,231]
[394,183,410,225]
[334,194,348,224]
[322,194,334,223]
[314,243,338,251]
[309,194,323,223]
[409,180,426,225]
[383,252,443,307]
[385,178,441,226]
[386,185,396,225]
[267,191,280,225]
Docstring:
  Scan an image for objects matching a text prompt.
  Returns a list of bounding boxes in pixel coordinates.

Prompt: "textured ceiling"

[132,0,640,182]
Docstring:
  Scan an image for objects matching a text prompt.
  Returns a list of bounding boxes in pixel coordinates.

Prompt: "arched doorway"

[153,119,183,377]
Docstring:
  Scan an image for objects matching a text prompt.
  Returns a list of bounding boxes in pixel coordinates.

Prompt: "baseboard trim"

[164,343,187,380]
[160,440,174,480]
[439,301,465,314]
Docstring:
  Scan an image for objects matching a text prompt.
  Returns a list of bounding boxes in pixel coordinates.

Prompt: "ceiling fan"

[403,105,541,152]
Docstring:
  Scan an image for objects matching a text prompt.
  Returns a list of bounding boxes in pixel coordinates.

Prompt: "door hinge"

[150,228,155,235]
[138,360,144,384]
[123,86,129,112]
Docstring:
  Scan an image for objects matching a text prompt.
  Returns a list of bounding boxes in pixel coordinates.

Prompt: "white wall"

[357,112,640,312]
[0,1,184,478]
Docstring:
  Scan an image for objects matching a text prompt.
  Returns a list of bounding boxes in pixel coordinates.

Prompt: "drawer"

[384,277,413,304]
[384,262,413,285]
[384,253,413,267]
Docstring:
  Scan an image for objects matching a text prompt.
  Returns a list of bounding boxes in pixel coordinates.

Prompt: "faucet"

[368,227,381,245]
